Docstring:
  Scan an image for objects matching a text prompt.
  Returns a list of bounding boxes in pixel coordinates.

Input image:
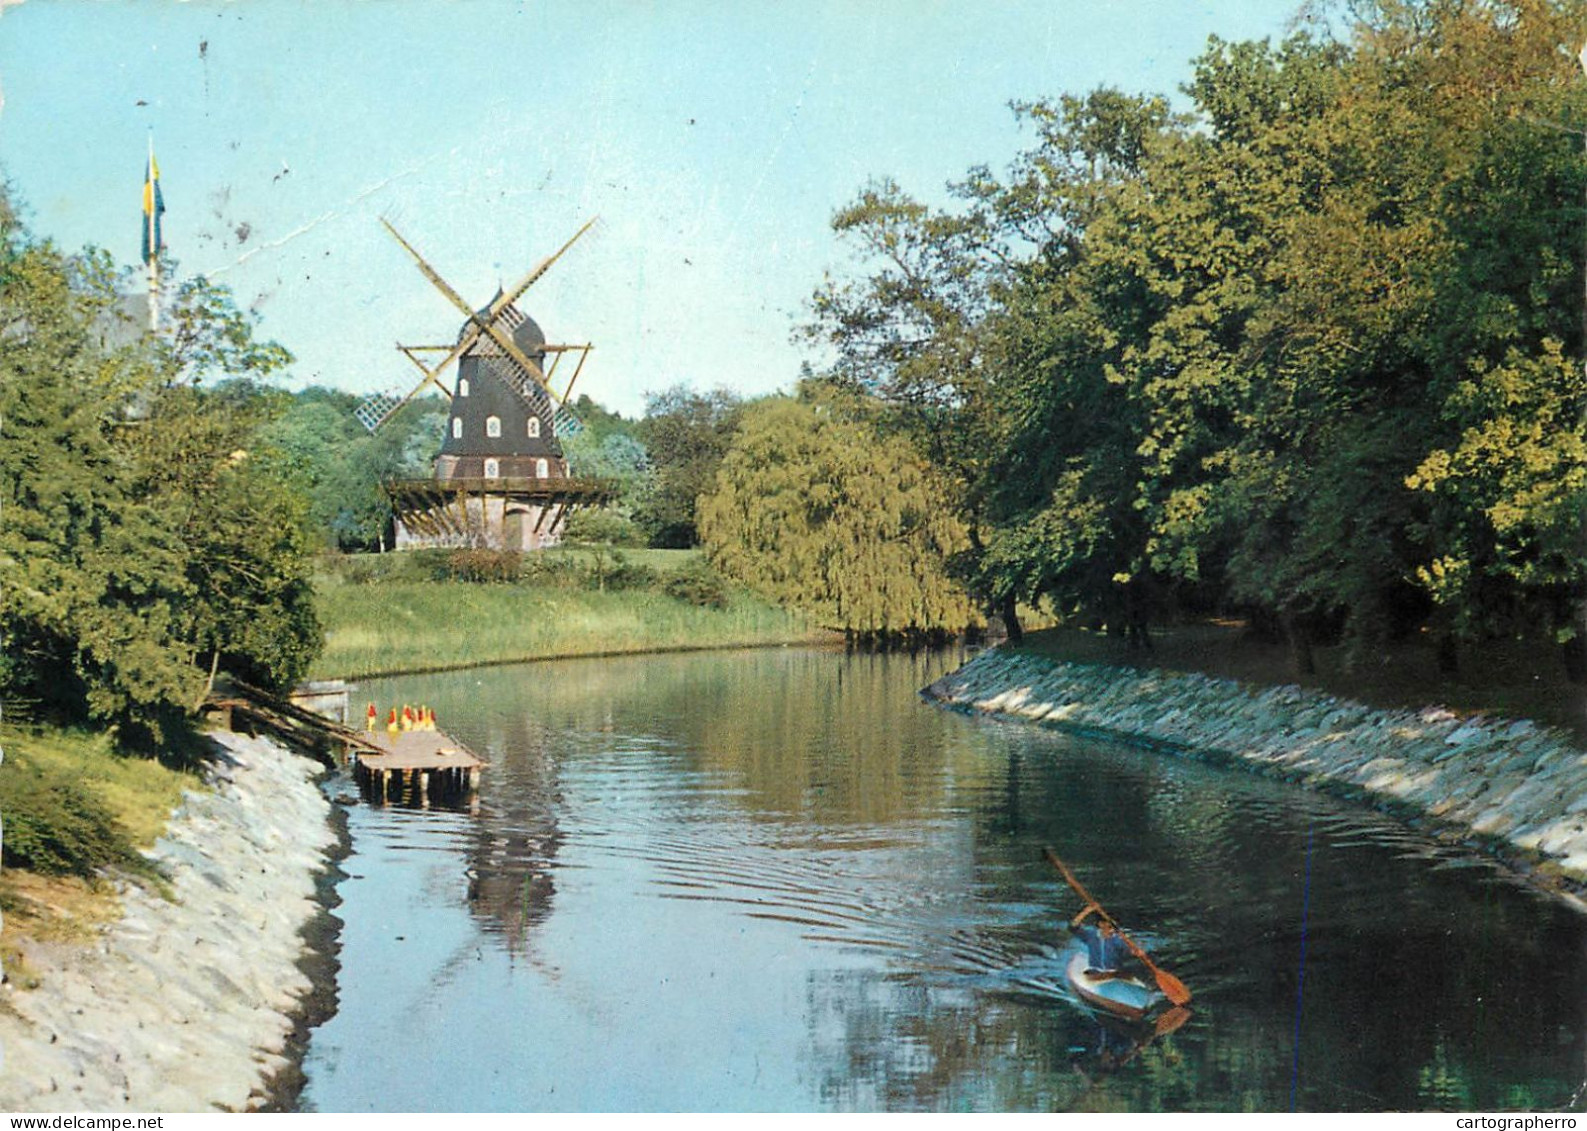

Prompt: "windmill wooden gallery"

[357,218,616,552]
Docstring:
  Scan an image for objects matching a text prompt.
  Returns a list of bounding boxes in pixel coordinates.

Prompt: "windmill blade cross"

[380,218,552,390]
[380,216,598,408]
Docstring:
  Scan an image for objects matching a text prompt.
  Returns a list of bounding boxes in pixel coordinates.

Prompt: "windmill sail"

[355,388,409,433]
[367,217,595,437]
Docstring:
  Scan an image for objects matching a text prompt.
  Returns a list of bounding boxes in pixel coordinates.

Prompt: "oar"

[1043,847,1193,1007]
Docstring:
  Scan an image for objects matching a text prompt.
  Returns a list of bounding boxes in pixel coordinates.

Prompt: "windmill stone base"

[385,476,615,552]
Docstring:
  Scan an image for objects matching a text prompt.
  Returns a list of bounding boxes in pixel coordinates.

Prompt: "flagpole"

[146,132,160,333]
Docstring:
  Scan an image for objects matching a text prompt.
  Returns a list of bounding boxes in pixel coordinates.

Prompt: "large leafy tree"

[699,390,976,641]
[1122,4,1587,668]
[0,233,197,738]
[121,378,321,698]
[974,91,1179,642]
[806,90,1177,640]
[0,187,323,743]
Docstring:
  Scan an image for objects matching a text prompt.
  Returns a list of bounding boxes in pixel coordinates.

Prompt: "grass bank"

[310,548,830,680]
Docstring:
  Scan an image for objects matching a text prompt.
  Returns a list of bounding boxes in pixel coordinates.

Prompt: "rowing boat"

[1064,949,1164,1022]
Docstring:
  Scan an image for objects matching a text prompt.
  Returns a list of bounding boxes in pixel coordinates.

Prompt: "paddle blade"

[1153,967,1193,1007]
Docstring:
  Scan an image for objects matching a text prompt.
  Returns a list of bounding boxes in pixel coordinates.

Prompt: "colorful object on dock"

[387,707,400,736]
[366,702,377,732]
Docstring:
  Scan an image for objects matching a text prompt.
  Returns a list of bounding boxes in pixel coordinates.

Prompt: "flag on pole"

[141,151,164,265]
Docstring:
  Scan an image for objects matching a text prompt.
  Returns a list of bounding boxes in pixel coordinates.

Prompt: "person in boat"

[1071,903,1131,975]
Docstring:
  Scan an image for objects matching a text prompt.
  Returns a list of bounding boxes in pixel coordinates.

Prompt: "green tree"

[972,90,1179,643]
[262,388,445,551]
[699,392,977,641]
[800,0,1587,676]
[633,384,742,547]
[123,380,321,697]
[0,237,198,739]
[805,90,1177,640]
[0,186,323,742]
[1126,5,1587,669]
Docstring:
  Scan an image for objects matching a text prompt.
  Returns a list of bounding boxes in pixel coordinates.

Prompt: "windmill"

[369,216,617,552]
[354,216,598,437]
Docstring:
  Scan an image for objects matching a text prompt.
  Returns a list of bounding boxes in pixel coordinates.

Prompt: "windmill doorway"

[504,506,532,550]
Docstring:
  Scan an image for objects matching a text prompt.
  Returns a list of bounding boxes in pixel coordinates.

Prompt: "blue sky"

[0,1,1299,418]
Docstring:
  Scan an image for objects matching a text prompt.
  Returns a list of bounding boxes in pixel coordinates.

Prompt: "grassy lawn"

[311,549,829,679]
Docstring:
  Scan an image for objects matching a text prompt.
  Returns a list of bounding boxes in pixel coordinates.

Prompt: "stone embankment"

[0,731,337,1112]
[925,648,1587,894]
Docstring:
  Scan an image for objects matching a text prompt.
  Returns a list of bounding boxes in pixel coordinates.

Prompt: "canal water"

[299,647,1587,1112]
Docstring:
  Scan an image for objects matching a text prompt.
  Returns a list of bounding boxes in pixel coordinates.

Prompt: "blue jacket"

[1075,922,1129,971]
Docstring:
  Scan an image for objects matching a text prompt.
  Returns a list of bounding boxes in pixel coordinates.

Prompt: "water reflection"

[460,707,563,956]
[302,648,1587,1112]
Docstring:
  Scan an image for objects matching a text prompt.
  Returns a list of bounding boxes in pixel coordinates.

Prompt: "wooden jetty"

[353,727,484,803]
[207,678,484,804]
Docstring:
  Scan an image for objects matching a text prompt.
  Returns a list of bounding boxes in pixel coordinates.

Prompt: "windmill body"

[436,303,565,482]
[371,219,613,551]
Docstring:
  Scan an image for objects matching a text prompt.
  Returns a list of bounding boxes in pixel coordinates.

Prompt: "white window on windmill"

[536,458,549,479]
[452,417,463,439]
[484,458,500,479]
[458,377,470,397]
[527,416,541,439]
[486,415,501,438]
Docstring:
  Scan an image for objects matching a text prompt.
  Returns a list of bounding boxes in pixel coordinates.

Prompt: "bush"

[0,753,151,879]
[662,558,730,609]
[429,548,523,583]
[320,552,427,585]
[519,553,587,589]
[584,548,657,592]
[563,508,645,547]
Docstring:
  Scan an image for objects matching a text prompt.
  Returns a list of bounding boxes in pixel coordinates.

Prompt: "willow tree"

[699,393,977,643]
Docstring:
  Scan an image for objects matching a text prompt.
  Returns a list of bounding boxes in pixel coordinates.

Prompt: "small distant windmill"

[370,216,616,552]
[354,216,598,437]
